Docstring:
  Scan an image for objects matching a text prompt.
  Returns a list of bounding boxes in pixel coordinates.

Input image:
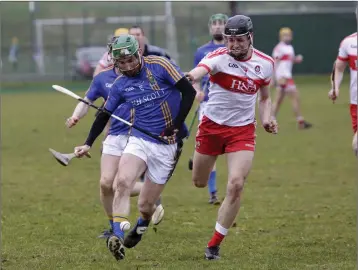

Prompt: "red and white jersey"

[272,41,295,79]
[197,47,274,127]
[337,32,357,105]
[98,52,113,69]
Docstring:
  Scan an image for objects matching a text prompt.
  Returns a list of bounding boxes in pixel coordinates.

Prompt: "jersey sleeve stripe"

[164,101,173,127]
[145,58,181,82]
[93,66,114,78]
[163,101,175,144]
[112,74,123,83]
[160,101,175,144]
[160,102,170,128]
[206,48,227,59]
[254,50,274,66]
[145,57,182,82]
[337,56,349,62]
[197,63,211,72]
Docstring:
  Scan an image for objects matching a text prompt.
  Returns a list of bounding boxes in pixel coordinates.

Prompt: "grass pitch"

[1,75,356,269]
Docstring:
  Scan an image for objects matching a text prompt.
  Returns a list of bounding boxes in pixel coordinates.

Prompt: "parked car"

[70,46,107,80]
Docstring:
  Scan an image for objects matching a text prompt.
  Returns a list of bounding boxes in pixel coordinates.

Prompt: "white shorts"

[102,134,129,157]
[123,136,179,185]
[198,102,207,122]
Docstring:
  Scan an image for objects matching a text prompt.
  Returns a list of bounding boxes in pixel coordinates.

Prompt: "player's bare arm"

[192,80,205,102]
[65,96,92,128]
[329,59,347,101]
[187,66,210,83]
[259,85,278,134]
[186,67,209,103]
[188,67,209,101]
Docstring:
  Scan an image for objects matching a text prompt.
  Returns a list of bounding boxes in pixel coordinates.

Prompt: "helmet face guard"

[223,15,254,60]
[110,35,142,76]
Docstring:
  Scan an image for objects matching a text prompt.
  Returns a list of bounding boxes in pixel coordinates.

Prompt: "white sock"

[215,222,228,236]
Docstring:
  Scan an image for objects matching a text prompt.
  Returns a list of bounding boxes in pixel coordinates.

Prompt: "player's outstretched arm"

[187,66,209,83]
[65,97,92,128]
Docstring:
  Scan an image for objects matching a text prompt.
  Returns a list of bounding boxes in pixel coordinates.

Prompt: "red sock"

[208,230,225,247]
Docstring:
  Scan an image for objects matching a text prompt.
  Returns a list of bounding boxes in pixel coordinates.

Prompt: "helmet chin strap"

[249,33,253,47]
[230,33,253,60]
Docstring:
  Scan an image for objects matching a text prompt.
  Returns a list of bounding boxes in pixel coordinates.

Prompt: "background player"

[271,27,312,129]
[187,15,278,260]
[74,35,196,261]
[94,28,129,76]
[328,32,357,156]
[188,13,228,205]
[129,25,172,60]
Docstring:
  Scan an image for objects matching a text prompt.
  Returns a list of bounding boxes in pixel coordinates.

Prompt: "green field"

[2,75,356,269]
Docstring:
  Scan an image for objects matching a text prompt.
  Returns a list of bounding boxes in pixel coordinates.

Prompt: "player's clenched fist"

[263,119,278,134]
[65,116,79,128]
[184,72,195,83]
[328,89,338,102]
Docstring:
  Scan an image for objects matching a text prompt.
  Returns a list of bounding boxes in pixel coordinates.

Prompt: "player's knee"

[114,174,132,193]
[192,175,207,188]
[227,176,245,199]
[100,175,114,193]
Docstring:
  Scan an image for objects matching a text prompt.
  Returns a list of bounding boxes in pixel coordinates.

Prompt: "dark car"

[71,46,107,80]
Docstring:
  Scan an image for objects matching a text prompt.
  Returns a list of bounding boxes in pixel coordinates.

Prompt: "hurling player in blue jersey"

[189,13,228,205]
[74,34,196,261]
[64,43,165,240]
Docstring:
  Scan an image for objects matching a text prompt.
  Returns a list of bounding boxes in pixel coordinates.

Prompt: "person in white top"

[328,32,357,156]
[186,15,278,260]
[271,27,312,129]
[66,28,129,130]
[94,28,129,76]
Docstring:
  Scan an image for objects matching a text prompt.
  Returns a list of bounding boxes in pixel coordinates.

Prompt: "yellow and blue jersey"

[86,67,133,136]
[104,56,186,144]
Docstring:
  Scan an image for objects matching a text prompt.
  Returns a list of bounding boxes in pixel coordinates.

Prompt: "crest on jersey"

[255,65,261,74]
[145,68,160,90]
[148,74,155,85]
